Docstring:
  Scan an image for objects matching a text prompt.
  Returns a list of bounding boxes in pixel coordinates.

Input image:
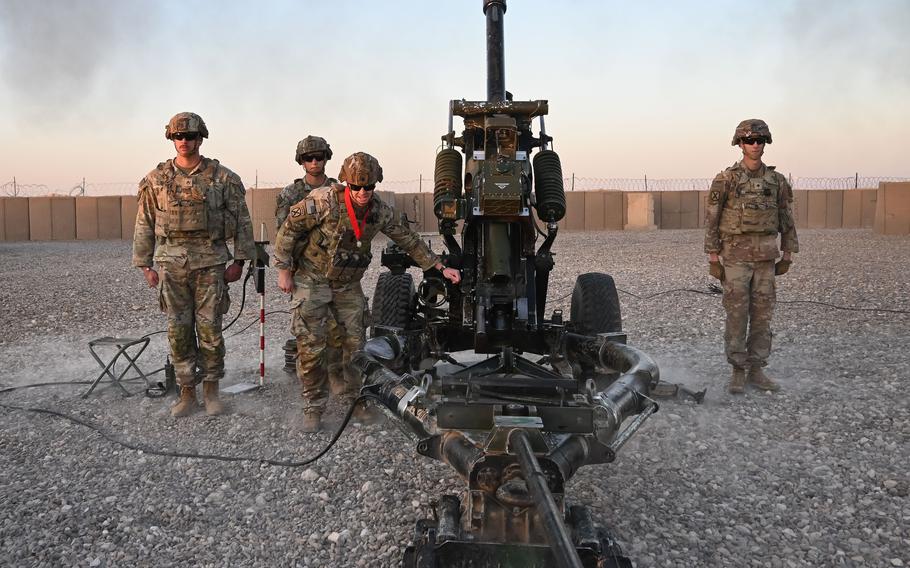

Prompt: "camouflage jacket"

[275,176,338,229]
[274,184,438,280]
[132,157,256,270]
[704,161,799,262]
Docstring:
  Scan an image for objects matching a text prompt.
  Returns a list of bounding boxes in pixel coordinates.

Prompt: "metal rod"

[510,429,584,568]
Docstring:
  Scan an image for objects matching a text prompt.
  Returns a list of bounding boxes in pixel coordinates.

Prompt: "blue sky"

[1,0,907,191]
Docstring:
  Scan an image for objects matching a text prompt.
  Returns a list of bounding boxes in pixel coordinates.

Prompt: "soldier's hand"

[141,267,159,288]
[224,262,243,283]
[277,268,295,293]
[441,267,461,285]
[775,259,792,276]
[708,261,725,282]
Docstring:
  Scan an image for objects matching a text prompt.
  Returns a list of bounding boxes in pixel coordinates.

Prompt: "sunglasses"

[741,137,766,145]
[172,132,199,141]
[302,154,325,163]
[349,183,376,192]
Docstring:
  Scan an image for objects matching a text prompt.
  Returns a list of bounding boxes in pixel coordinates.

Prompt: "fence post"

[12,176,17,196]
[854,172,858,189]
[571,173,575,191]
[419,173,422,193]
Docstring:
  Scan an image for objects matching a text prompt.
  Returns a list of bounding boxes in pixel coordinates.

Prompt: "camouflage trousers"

[158,263,230,387]
[291,272,368,411]
[286,315,346,390]
[721,260,776,369]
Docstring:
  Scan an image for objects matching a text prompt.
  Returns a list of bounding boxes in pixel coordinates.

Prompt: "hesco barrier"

[1,184,908,242]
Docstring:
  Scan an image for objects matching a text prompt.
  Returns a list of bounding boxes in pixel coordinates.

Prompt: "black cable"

[225,310,291,339]
[222,266,254,331]
[0,384,365,468]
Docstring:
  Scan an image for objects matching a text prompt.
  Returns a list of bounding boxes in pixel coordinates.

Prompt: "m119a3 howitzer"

[352,2,659,566]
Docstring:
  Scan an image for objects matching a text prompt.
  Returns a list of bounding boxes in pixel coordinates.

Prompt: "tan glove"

[775,259,792,276]
[709,261,725,282]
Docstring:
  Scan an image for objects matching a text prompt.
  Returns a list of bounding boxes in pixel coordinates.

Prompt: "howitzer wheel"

[373,272,416,329]
[570,273,622,334]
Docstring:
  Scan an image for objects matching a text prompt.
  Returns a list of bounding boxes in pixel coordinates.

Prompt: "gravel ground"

[0,229,908,568]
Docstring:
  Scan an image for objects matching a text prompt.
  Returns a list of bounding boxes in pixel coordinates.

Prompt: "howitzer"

[359,1,660,566]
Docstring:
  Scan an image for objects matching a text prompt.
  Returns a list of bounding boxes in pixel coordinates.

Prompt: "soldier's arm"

[703,172,729,256]
[380,211,440,271]
[275,185,294,230]
[131,178,157,268]
[273,200,318,270]
[778,175,799,255]
[226,174,256,262]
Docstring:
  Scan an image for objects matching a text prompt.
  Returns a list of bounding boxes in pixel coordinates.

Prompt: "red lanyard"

[344,185,371,244]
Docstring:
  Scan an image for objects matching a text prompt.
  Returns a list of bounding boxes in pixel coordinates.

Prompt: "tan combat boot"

[202,382,224,416]
[171,386,198,418]
[728,368,746,394]
[747,367,780,392]
[302,409,322,433]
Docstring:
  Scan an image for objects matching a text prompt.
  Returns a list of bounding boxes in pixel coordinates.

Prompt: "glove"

[775,259,792,276]
[709,261,725,282]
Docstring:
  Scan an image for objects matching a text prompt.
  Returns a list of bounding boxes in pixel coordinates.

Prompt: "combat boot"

[747,367,780,392]
[302,409,322,433]
[727,368,746,394]
[202,382,224,416]
[171,386,198,418]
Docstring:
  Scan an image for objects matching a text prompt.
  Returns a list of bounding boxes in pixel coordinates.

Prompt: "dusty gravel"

[0,229,908,567]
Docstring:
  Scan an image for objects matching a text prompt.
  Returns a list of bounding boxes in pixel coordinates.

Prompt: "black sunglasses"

[302,154,325,162]
[349,183,376,192]
[741,137,766,145]
[172,132,199,141]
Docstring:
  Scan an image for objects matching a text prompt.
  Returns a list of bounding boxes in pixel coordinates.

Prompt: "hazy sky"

[1,0,907,192]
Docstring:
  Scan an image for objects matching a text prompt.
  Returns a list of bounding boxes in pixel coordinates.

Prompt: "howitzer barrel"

[483,0,507,102]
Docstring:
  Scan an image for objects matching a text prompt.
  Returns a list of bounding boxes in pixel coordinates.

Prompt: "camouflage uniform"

[274,183,439,412]
[133,157,255,388]
[276,176,346,391]
[704,161,799,371]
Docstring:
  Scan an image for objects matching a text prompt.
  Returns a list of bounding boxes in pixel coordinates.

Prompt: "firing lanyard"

[343,185,372,247]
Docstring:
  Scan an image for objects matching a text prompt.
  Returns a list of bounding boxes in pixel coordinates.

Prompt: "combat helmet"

[731,119,772,145]
[295,135,333,164]
[165,112,209,140]
[339,152,383,186]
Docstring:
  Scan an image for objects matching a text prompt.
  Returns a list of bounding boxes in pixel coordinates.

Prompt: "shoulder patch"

[305,198,317,215]
[290,207,302,218]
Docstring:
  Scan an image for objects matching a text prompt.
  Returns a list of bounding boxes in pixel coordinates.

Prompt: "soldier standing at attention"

[275,136,346,394]
[704,119,799,394]
[273,152,461,432]
[133,112,256,417]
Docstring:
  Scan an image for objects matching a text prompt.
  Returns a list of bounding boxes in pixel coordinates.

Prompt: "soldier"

[704,119,799,394]
[133,112,256,417]
[275,136,345,394]
[274,152,461,432]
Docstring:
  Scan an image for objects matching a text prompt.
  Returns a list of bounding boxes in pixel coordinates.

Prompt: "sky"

[0,0,908,193]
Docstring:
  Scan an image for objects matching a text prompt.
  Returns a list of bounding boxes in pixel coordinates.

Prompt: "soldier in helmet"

[274,152,461,432]
[704,119,799,394]
[275,136,345,394]
[133,112,256,417]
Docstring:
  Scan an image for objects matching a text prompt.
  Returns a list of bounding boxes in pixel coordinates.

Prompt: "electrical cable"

[225,311,290,338]
[0,381,365,468]
[548,283,909,315]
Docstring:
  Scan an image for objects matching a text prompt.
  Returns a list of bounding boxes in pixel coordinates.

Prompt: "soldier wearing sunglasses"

[704,119,799,394]
[132,112,255,417]
[273,152,461,432]
[275,136,346,395]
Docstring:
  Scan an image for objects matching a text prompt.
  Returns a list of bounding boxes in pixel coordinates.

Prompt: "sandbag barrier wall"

[2,184,908,242]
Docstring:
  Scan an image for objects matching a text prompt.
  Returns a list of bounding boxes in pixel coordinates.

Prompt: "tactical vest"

[298,189,373,283]
[152,160,237,241]
[718,167,781,235]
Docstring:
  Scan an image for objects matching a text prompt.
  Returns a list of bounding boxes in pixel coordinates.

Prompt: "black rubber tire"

[570,273,622,334]
[373,272,415,329]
